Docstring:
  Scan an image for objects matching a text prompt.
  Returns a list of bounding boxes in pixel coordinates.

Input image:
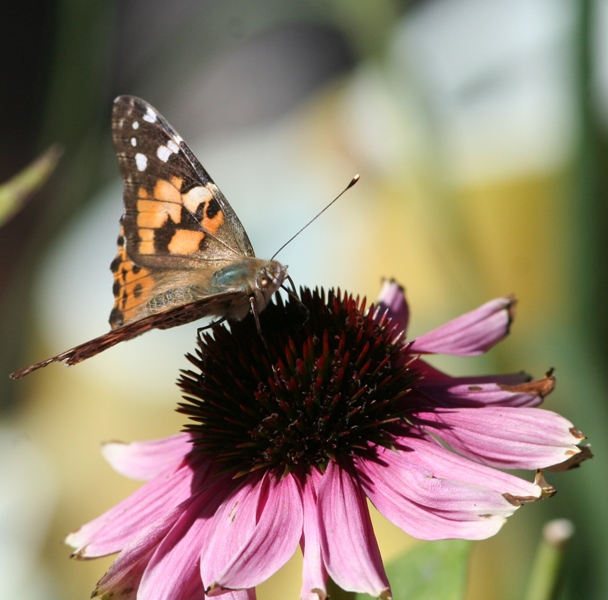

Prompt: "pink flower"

[67,283,589,599]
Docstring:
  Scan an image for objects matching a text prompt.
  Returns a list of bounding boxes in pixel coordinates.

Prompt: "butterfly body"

[11,96,288,379]
[140,257,287,326]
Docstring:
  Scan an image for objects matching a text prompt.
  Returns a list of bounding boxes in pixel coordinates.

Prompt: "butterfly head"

[253,260,288,312]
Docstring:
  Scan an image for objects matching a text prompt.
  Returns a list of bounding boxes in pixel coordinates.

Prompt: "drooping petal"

[202,471,302,594]
[416,372,555,408]
[101,433,194,481]
[391,437,542,499]
[300,469,328,600]
[220,590,257,600]
[94,500,193,598]
[376,279,409,333]
[94,552,146,599]
[416,406,585,469]
[137,479,233,600]
[66,460,197,557]
[410,296,515,356]
[318,461,390,599]
[414,360,530,386]
[356,445,538,541]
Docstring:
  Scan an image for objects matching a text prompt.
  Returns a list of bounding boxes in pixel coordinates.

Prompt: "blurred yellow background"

[1,1,605,598]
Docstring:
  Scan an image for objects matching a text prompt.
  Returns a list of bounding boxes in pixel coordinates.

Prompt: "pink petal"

[101,433,193,481]
[417,372,555,408]
[356,446,536,541]
[220,590,257,600]
[300,469,328,600]
[393,437,541,498]
[138,480,233,600]
[94,500,193,597]
[318,461,390,599]
[66,460,196,556]
[376,279,409,333]
[410,296,515,356]
[94,552,146,599]
[202,471,303,593]
[416,406,585,469]
[415,360,530,386]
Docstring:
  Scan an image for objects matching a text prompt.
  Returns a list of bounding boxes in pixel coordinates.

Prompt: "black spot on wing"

[110,256,121,273]
[179,205,204,231]
[153,217,177,253]
[206,198,220,219]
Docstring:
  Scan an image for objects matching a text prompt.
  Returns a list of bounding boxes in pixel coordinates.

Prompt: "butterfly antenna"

[271,174,360,261]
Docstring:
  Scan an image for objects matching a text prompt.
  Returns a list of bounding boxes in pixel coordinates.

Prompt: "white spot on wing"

[143,107,156,123]
[132,121,139,130]
[182,186,213,214]
[167,139,179,154]
[157,145,173,162]
[135,153,147,171]
[131,137,137,147]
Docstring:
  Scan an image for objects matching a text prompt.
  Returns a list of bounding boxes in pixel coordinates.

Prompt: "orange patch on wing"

[167,229,205,254]
[138,228,156,255]
[121,272,155,314]
[111,243,156,327]
[170,176,183,190]
[136,179,183,228]
[154,179,181,206]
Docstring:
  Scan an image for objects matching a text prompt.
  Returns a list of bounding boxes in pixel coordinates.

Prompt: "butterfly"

[11,95,291,379]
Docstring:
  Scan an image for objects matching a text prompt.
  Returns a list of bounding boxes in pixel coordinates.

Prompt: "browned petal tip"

[503,492,543,507]
[498,370,556,398]
[535,470,557,499]
[569,427,586,440]
[547,444,593,472]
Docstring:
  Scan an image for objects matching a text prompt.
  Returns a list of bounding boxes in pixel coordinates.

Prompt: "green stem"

[524,520,575,600]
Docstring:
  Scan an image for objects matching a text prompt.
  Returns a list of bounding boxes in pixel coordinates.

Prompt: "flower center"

[177,288,418,476]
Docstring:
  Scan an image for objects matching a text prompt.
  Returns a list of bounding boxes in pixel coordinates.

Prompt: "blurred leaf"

[0,145,62,226]
[356,540,472,600]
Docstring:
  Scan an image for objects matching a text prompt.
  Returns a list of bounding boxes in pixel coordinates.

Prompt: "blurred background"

[1,0,606,598]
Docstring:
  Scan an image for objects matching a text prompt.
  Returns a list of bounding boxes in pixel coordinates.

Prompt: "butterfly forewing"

[110,96,257,328]
[113,95,255,260]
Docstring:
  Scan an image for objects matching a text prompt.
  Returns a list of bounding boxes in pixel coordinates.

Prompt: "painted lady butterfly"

[11,96,290,379]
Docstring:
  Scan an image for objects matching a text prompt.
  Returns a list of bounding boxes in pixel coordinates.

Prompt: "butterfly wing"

[9,292,244,379]
[109,95,256,328]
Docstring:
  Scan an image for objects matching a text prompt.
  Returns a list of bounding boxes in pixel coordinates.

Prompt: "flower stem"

[524,519,575,600]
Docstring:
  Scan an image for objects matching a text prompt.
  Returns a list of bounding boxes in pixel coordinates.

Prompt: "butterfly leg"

[196,316,228,341]
[249,296,271,355]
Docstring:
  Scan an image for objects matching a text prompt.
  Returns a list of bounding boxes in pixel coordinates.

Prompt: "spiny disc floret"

[178,288,418,476]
